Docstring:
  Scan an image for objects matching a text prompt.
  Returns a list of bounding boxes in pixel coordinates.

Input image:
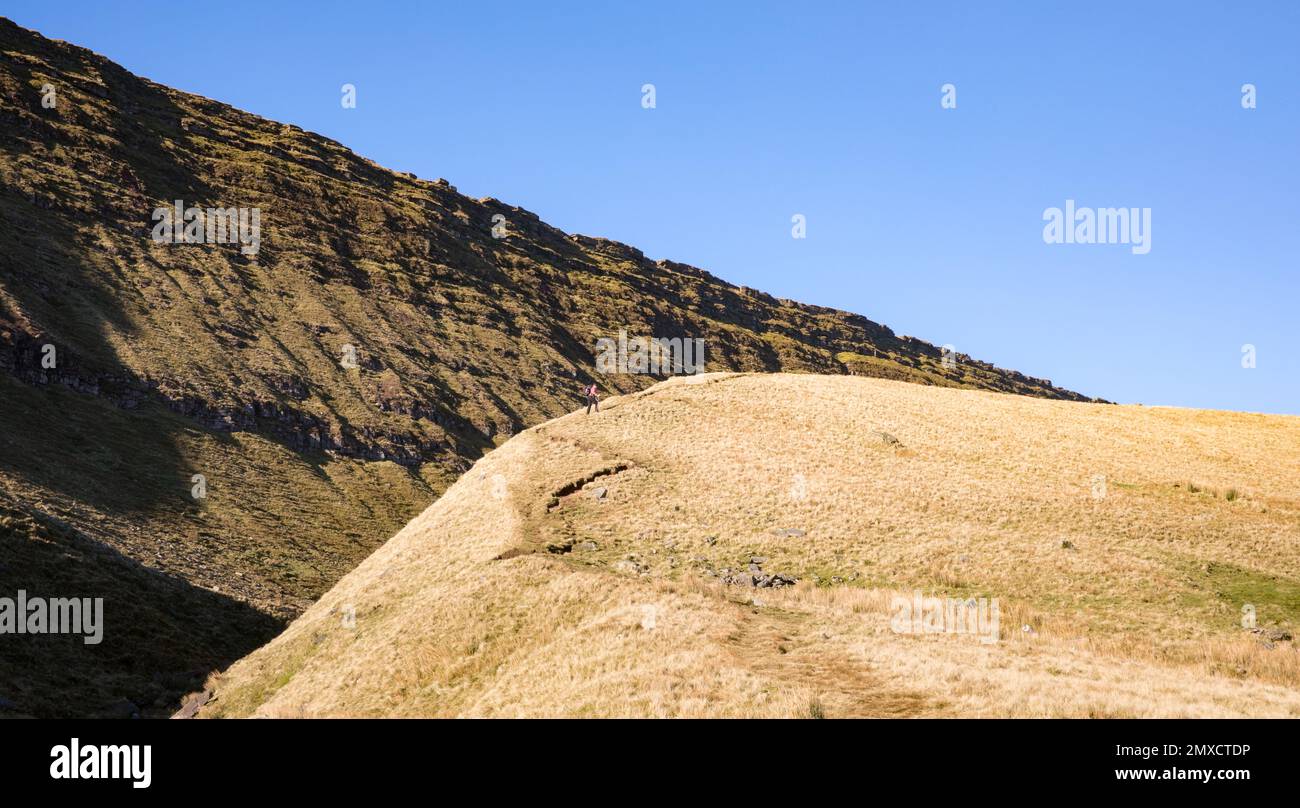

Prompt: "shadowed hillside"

[205,375,1300,718]
[0,17,1096,717]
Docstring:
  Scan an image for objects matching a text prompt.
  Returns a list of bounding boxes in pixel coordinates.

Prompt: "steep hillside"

[205,375,1300,718]
[0,17,1094,717]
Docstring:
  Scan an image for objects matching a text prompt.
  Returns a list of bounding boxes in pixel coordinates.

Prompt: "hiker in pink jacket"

[585,383,600,414]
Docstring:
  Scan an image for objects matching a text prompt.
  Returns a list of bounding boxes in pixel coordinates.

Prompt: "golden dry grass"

[202,373,1300,717]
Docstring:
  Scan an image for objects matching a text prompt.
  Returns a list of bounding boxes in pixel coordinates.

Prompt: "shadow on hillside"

[0,375,208,517]
[0,495,283,719]
[0,21,223,513]
[0,21,286,718]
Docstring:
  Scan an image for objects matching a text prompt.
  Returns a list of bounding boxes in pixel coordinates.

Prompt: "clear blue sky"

[7,1,1298,413]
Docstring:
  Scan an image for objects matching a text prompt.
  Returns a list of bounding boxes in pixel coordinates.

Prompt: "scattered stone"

[723,571,797,588]
[750,556,768,565]
[171,689,212,719]
[577,541,598,552]
[873,431,902,447]
[705,535,718,546]
[1060,540,1074,549]
[590,487,607,500]
[1250,628,1292,642]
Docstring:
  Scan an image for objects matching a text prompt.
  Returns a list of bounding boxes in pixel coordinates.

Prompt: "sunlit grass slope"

[203,374,1300,717]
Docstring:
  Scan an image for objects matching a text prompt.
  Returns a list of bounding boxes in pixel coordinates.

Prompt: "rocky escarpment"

[0,17,1094,476]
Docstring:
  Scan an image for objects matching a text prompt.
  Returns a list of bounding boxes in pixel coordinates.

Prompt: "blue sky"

[7,1,1298,412]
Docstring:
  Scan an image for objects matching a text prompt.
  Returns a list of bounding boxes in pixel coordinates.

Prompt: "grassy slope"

[0,18,1100,717]
[205,374,1300,718]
